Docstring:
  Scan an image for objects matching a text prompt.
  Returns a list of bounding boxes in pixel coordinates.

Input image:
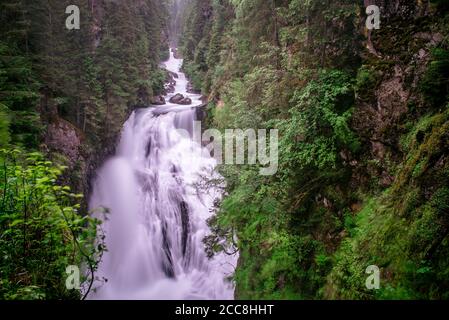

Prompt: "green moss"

[412,159,427,178]
[399,114,434,153]
[325,109,449,299]
[394,111,448,192]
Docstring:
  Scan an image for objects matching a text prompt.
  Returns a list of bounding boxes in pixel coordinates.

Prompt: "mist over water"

[88,50,237,300]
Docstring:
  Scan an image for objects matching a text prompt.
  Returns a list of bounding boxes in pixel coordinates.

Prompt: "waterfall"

[87,49,237,300]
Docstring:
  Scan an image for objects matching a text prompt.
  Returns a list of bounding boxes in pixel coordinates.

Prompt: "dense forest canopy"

[1,0,449,300]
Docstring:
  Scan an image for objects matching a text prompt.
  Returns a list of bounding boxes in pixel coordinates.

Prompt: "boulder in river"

[169,93,184,104]
[167,70,179,79]
[178,97,192,105]
[169,93,192,105]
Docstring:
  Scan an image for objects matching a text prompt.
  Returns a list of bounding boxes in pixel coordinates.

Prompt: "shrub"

[0,149,104,299]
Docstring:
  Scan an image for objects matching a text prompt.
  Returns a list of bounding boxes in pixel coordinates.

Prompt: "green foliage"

[179,0,214,93]
[189,0,449,301]
[0,41,41,148]
[0,149,104,300]
[213,166,303,299]
[192,0,363,300]
[355,65,383,102]
[0,103,10,147]
[420,48,449,108]
[277,70,359,175]
[213,63,285,129]
[209,68,359,300]
[183,62,205,92]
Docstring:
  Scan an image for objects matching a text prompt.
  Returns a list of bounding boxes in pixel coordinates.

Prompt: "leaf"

[9,219,24,227]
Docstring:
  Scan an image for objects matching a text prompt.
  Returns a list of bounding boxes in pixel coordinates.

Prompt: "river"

[87,49,237,300]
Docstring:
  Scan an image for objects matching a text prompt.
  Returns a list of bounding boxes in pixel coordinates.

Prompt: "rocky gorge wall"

[325,0,449,299]
[353,0,447,190]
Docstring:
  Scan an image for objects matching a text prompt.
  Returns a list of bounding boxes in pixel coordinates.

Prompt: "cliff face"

[42,114,115,212]
[353,0,446,190]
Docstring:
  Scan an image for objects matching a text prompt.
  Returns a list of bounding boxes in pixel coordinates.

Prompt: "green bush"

[0,149,104,300]
[277,69,359,174]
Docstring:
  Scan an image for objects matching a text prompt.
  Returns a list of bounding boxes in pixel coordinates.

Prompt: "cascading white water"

[88,49,237,300]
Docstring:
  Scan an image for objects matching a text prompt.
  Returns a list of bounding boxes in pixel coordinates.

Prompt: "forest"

[1,0,449,300]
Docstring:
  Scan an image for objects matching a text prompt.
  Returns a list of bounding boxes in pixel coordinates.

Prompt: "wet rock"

[161,224,175,278]
[380,171,394,187]
[164,82,176,94]
[45,118,82,166]
[169,93,184,104]
[43,117,88,203]
[150,95,166,105]
[180,200,189,257]
[161,69,177,95]
[169,93,192,105]
[167,70,178,79]
[179,97,192,105]
[172,47,182,59]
